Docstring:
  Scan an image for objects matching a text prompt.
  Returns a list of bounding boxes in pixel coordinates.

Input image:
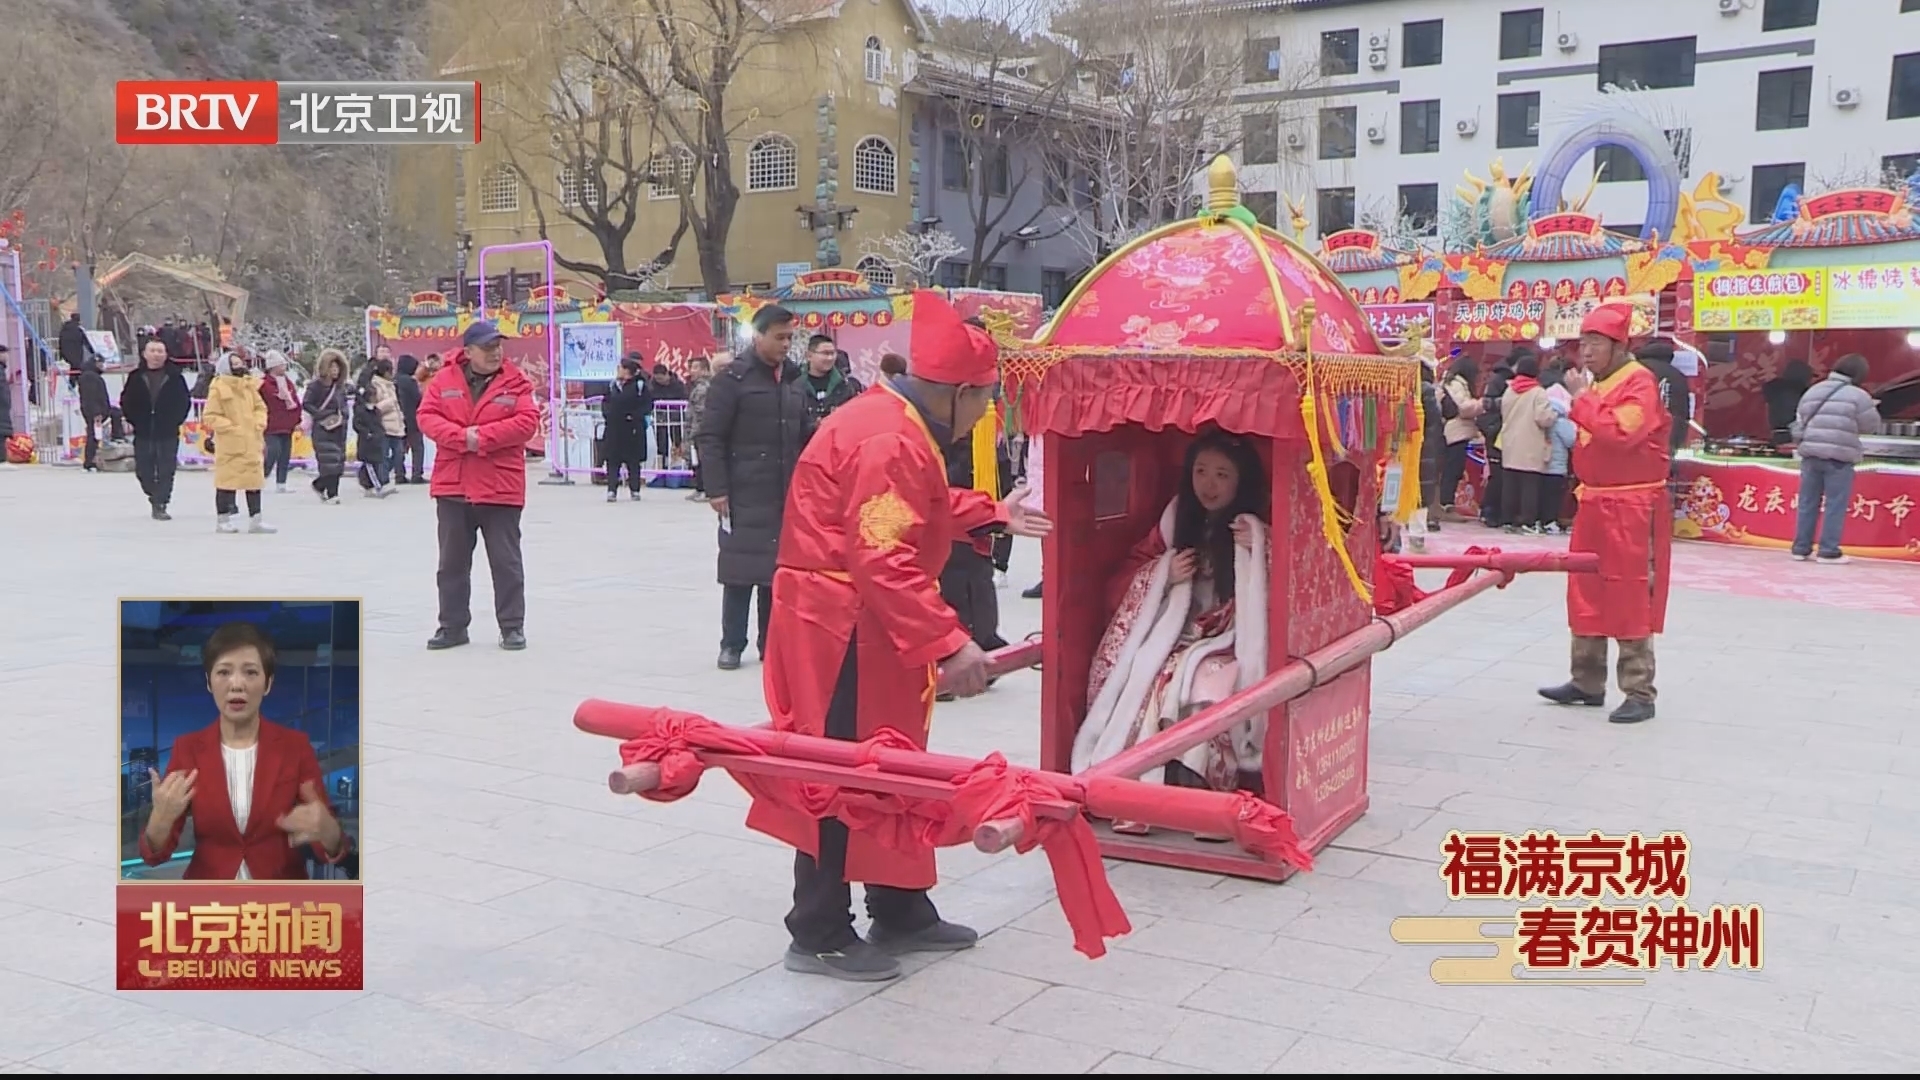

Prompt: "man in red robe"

[747,290,1051,982]
[1538,303,1672,724]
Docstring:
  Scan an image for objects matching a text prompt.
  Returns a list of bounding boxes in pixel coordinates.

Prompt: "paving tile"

[958,927,1221,1005]
[801,996,1108,1072]
[876,954,1046,1024]
[551,1013,770,1073]
[726,1039,915,1073]
[484,878,728,946]
[992,984,1181,1057]
[1632,1003,1914,1072]
[676,966,891,1041]
[1269,1033,1488,1073]
[0,970,154,1060]
[1154,1007,1303,1072]
[0,908,115,989]
[272,993,568,1072]
[29,1013,350,1073]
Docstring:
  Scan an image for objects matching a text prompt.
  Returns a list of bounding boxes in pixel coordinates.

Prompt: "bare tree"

[0,27,64,214]
[1808,155,1907,193]
[858,228,964,288]
[1358,195,1436,253]
[914,0,1086,286]
[1043,0,1257,263]
[567,0,816,295]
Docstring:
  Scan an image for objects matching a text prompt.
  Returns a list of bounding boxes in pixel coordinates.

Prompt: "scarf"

[1509,375,1540,395]
[267,372,298,409]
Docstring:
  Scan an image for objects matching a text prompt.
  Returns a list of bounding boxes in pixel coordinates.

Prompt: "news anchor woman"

[139,622,351,880]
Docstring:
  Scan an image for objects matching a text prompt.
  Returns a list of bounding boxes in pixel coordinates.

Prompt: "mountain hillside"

[100,0,428,81]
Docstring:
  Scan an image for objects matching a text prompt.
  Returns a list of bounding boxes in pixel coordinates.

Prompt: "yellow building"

[424,0,933,297]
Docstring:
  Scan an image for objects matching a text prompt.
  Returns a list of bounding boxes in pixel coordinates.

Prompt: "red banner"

[1674,457,1920,562]
[117,883,364,991]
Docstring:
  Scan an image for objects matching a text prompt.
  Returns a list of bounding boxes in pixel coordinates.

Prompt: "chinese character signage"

[116,80,478,145]
[1825,263,1920,330]
[1450,297,1548,342]
[1674,457,1920,562]
[1392,830,1763,983]
[117,885,365,990]
[1544,293,1656,340]
[1691,270,1826,331]
[1361,303,1434,342]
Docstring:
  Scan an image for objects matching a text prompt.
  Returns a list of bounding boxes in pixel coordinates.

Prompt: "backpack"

[1439,387,1460,421]
[1475,394,1503,437]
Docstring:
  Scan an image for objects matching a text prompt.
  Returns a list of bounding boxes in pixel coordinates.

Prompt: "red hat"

[1579,303,1634,344]
[907,290,999,386]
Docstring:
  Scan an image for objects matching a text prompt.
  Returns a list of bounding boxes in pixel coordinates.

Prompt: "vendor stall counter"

[1673,440,1920,562]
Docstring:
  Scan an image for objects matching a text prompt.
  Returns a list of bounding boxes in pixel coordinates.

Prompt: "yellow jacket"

[202,374,267,492]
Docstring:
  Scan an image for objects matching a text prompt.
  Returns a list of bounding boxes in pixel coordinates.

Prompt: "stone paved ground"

[3,462,1919,1073]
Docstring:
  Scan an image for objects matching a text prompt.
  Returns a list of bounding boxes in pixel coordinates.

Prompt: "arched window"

[855,256,895,290]
[479,165,520,213]
[864,36,885,84]
[852,136,897,195]
[746,134,799,192]
[647,148,696,200]
[558,165,600,209]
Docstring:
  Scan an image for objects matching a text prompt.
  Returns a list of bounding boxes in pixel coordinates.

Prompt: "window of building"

[1402,20,1444,68]
[1750,162,1806,223]
[1597,37,1697,91]
[1242,113,1279,165]
[1399,183,1439,234]
[1761,0,1819,32]
[1317,188,1355,235]
[1668,128,1694,179]
[1595,145,1645,183]
[557,165,600,209]
[1041,269,1070,309]
[940,131,967,192]
[1886,152,1920,182]
[981,264,1009,291]
[864,36,885,84]
[648,148,695,200]
[1245,37,1283,83]
[1319,106,1357,159]
[937,262,969,289]
[853,137,896,195]
[1400,99,1440,155]
[1499,9,1544,60]
[1171,46,1205,90]
[479,165,519,213]
[1893,53,1920,120]
[1321,29,1359,77]
[1044,155,1070,205]
[1755,67,1813,130]
[987,145,1011,197]
[746,133,798,192]
[1243,190,1279,229]
[1496,92,1540,148]
[856,256,894,289]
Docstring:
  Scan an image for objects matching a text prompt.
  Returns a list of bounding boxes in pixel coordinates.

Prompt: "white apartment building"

[1221,0,1920,242]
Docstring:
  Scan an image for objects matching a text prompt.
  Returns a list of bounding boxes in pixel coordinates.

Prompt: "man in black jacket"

[394,355,426,483]
[78,359,113,471]
[801,335,861,425]
[58,312,95,372]
[697,304,811,670]
[119,338,192,520]
[1632,340,1693,457]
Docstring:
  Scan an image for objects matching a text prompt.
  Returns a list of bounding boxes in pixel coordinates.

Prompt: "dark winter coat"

[600,377,649,461]
[352,377,387,463]
[119,363,192,439]
[695,354,811,586]
[800,366,863,426]
[58,319,92,368]
[395,368,424,436]
[78,363,113,421]
[303,377,350,478]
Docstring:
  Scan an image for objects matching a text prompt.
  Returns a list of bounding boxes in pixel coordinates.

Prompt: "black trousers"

[311,472,342,498]
[720,584,772,654]
[1480,448,1505,525]
[83,418,102,469]
[1501,468,1543,529]
[605,439,644,493]
[406,428,425,478]
[786,630,941,952]
[133,432,180,508]
[1438,440,1470,509]
[435,498,526,633]
[939,543,1008,651]
[1540,473,1569,526]
[990,534,1013,573]
[215,489,263,516]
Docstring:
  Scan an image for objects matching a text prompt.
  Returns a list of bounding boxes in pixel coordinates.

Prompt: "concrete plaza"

[2,461,1918,1073]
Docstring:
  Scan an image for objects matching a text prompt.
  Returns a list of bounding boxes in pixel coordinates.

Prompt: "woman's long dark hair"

[1172,431,1268,599]
[1445,354,1478,392]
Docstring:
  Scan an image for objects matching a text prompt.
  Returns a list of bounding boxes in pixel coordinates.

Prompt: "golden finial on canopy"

[1206,155,1239,213]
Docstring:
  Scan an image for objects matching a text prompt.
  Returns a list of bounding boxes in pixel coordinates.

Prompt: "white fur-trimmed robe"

[1072,500,1268,783]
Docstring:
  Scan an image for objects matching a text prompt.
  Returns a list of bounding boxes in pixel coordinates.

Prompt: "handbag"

[317,386,344,430]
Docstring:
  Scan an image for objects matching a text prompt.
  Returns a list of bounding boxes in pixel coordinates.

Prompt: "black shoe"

[411,475,427,484]
[935,692,956,703]
[782,941,901,982]
[1538,682,1605,707]
[1022,582,1043,600]
[1609,699,1656,724]
[500,629,527,651]
[427,628,470,650]
[868,919,978,955]
[150,504,171,521]
[717,648,742,671]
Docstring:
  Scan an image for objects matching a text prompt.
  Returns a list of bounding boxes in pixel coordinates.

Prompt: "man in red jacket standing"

[417,320,542,651]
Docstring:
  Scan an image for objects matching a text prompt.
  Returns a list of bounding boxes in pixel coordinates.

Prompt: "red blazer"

[139,718,349,881]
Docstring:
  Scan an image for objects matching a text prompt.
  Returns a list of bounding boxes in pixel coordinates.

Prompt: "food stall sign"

[1545,293,1656,339]
[1825,263,1920,330]
[1691,270,1826,332]
[1362,302,1434,342]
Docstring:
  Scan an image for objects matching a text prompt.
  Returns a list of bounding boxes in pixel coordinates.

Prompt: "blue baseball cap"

[462,320,505,348]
